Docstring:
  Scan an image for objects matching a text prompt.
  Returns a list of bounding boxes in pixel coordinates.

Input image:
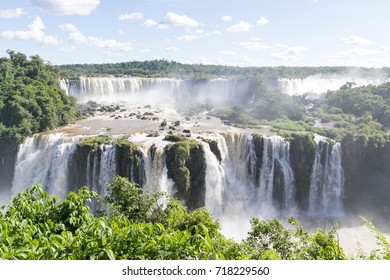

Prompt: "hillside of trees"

[0,50,78,152]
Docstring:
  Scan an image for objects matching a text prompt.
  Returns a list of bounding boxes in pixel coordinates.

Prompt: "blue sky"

[0,0,389,67]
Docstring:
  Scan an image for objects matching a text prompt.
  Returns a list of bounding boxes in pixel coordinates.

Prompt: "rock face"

[250,133,264,185]
[164,140,206,210]
[288,133,316,211]
[68,138,144,192]
[342,138,390,222]
[0,149,17,194]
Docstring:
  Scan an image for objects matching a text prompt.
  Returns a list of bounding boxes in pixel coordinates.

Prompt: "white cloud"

[177,34,200,41]
[379,46,390,52]
[31,0,100,16]
[60,23,79,33]
[141,48,151,53]
[205,30,222,36]
[60,23,133,51]
[342,35,371,46]
[226,21,253,33]
[1,16,59,45]
[221,16,232,21]
[0,8,26,19]
[328,47,379,59]
[162,12,201,27]
[257,17,269,26]
[144,19,158,27]
[239,41,271,51]
[118,12,143,21]
[272,46,307,60]
[157,24,169,29]
[222,51,236,56]
[166,46,179,52]
[118,29,124,35]
[59,45,77,52]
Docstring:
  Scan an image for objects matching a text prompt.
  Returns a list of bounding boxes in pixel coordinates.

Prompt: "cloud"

[177,34,201,41]
[342,35,371,46]
[272,46,307,60]
[257,17,269,26]
[0,8,26,19]
[60,23,133,51]
[328,47,379,59]
[31,0,100,16]
[162,12,201,27]
[222,51,236,56]
[118,12,143,21]
[205,30,222,36]
[144,19,158,27]
[1,16,59,45]
[59,45,77,52]
[239,41,271,51]
[226,21,253,33]
[166,46,179,52]
[221,16,232,21]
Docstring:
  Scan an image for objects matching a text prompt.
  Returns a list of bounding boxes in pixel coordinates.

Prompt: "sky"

[0,0,390,67]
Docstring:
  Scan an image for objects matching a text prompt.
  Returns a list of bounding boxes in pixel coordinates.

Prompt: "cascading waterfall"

[202,140,226,216]
[129,135,174,196]
[308,135,345,217]
[11,134,78,199]
[59,76,247,105]
[86,144,117,197]
[258,136,295,211]
[278,76,390,96]
[60,76,182,103]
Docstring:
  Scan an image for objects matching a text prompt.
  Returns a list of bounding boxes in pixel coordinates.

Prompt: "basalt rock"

[164,139,206,210]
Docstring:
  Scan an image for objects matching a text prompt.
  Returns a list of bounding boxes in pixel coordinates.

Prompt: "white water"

[258,136,295,211]
[86,144,117,197]
[278,76,390,96]
[308,135,345,217]
[59,76,244,105]
[11,134,78,199]
[129,134,174,196]
[60,76,181,103]
[202,140,226,216]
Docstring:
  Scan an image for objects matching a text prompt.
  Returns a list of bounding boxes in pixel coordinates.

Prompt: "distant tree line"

[59,59,390,80]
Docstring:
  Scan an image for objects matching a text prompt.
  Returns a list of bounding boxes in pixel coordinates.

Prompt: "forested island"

[0,51,390,260]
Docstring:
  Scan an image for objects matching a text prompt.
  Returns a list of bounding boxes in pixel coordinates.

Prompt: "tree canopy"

[0,50,78,152]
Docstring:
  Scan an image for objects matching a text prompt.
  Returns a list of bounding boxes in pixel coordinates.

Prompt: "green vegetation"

[163,134,186,142]
[77,135,112,147]
[0,176,388,260]
[0,50,77,152]
[59,59,390,80]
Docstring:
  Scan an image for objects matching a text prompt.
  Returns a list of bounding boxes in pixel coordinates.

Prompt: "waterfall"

[278,76,390,96]
[202,141,226,216]
[129,134,174,196]
[204,133,295,217]
[308,135,345,217]
[62,76,182,103]
[258,136,295,210]
[86,144,117,197]
[11,134,78,199]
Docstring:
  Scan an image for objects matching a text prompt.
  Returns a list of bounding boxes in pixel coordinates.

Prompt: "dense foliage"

[59,60,390,80]
[0,176,388,260]
[325,82,390,128]
[0,50,77,151]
